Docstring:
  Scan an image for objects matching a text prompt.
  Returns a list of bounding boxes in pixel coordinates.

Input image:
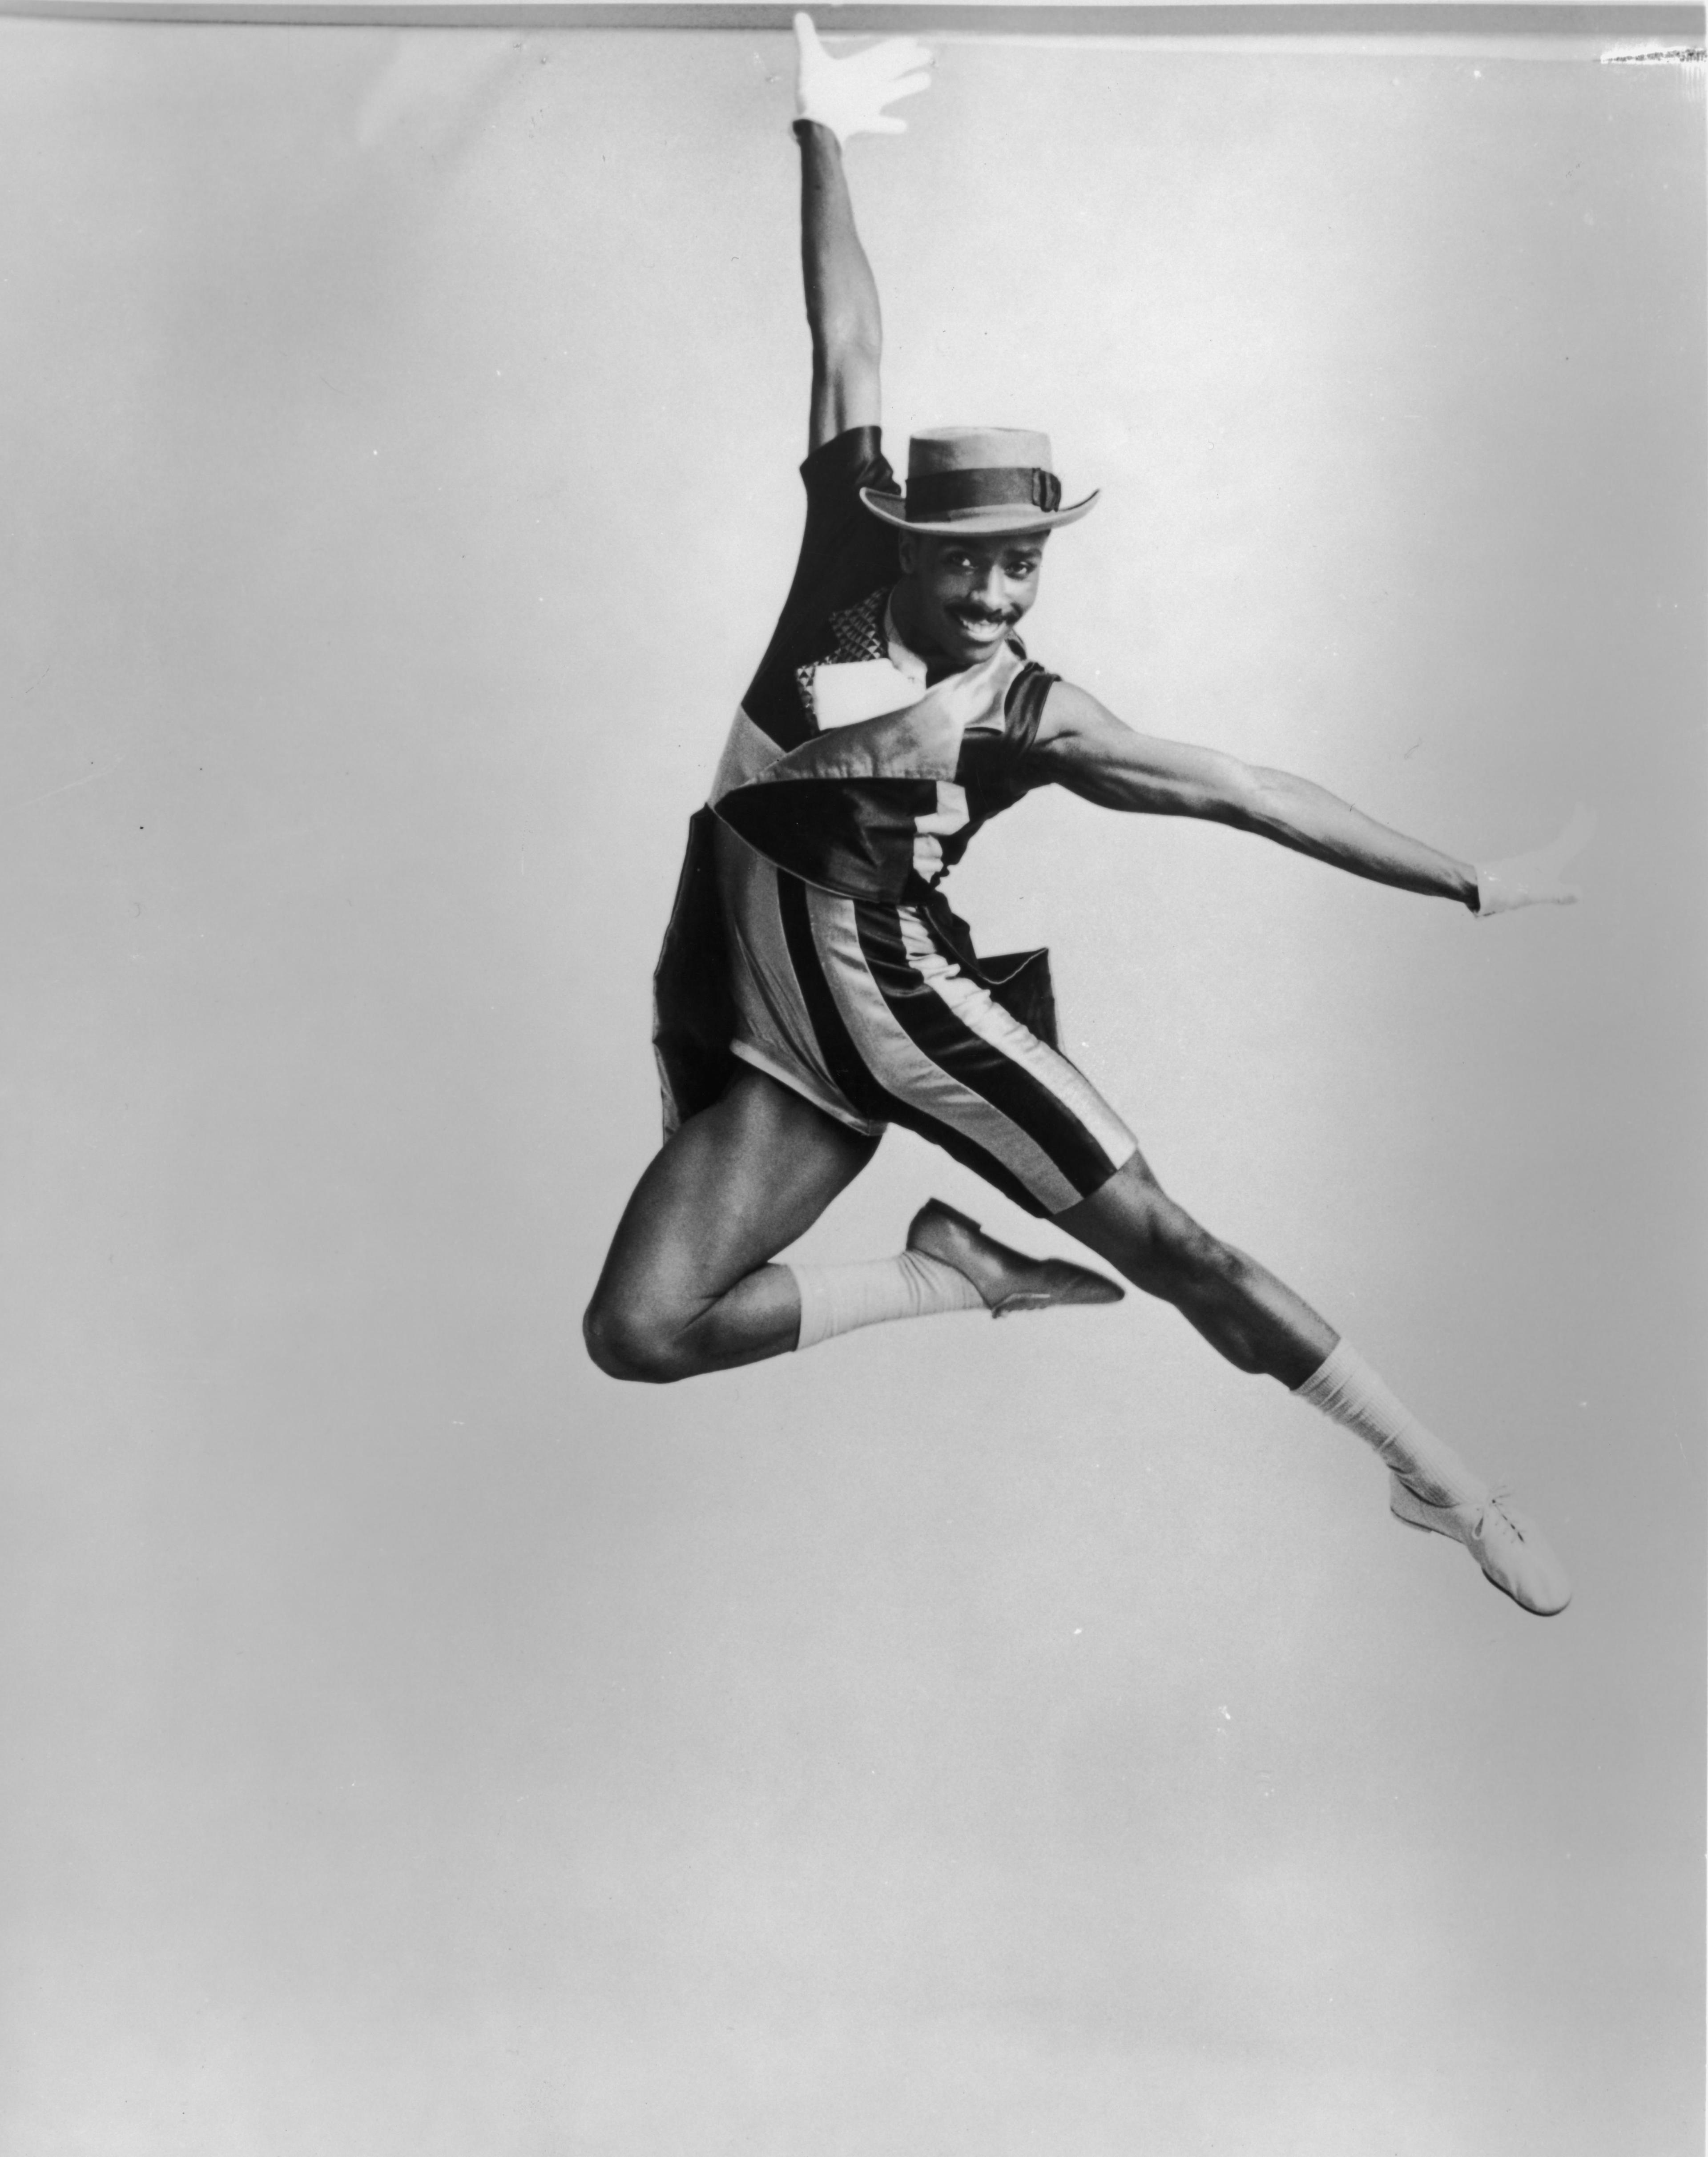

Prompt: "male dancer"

[585,18,1587,1615]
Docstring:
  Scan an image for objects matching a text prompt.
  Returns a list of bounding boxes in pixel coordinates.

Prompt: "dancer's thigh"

[592,1068,879,1319]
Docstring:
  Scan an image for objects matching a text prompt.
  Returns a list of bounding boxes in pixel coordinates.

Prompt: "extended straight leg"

[1057,1149,1335,1388]
[1055,1148,1571,1611]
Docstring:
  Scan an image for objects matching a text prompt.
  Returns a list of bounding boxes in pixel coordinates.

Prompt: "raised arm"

[1031,681,1589,914]
[791,14,931,452]
[797,124,881,451]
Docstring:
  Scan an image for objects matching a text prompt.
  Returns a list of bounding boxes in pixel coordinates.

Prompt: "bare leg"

[1056,1148,1335,1388]
[584,1069,878,1383]
[1054,1149,1572,1613]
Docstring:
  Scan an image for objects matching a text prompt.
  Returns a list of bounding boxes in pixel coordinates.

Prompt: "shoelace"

[1470,1485,1526,1545]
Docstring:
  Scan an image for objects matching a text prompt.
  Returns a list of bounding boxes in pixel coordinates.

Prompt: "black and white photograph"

[1,2,1702,2149]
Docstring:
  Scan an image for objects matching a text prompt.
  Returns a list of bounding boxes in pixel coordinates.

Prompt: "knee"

[1125,1194,1243,1297]
[582,1293,693,1385]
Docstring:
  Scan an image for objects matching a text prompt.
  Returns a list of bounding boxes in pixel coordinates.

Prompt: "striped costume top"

[653,425,1067,1140]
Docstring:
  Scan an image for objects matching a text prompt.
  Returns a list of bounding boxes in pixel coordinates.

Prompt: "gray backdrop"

[0,19,1702,2154]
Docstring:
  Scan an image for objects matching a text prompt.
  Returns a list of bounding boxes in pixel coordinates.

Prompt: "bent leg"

[1056,1149,1335,1387]
[584,1069,878,1383]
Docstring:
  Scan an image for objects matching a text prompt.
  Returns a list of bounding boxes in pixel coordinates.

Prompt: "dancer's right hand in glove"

[794,12,933,142]
[1476,804,1595,916]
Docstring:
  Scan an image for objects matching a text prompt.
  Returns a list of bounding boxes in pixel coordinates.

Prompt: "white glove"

[794,12,933,143]
[1476,804,1595,917]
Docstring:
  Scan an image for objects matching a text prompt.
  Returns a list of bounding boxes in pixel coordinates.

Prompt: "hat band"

[904,464,1063,522]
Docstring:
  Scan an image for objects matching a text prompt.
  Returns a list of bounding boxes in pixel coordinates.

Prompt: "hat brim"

[858,487,1100,536]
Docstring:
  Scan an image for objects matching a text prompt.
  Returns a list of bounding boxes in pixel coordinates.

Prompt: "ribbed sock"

[789,1251,985,1351]
[1293,1339,1485,1509]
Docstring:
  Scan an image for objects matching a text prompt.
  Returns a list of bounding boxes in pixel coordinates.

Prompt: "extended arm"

[791,15,931,452]
[797,122,882,451]
[1031,682,1587,912]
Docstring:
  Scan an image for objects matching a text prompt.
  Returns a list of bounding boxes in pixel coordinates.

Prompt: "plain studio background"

[0,16,1702,2154]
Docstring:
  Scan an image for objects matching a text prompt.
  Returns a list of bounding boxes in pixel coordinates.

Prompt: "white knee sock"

[789,1251,985,1351]
[1293,1339,1486,1508]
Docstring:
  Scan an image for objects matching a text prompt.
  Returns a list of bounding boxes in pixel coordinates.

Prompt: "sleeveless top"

[652,427,1062,1134]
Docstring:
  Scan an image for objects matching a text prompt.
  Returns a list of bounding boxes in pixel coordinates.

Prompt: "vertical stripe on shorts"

[775,875,1136,1218]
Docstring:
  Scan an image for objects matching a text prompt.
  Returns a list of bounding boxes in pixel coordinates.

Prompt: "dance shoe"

[1389,1473,1571,1616]
[907,1199,1124,1318]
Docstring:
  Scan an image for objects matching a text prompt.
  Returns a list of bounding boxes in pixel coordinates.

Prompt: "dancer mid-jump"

[585,18,1587,1615]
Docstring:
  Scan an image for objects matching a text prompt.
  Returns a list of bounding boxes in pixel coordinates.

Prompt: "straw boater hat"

[859,426,1099,537]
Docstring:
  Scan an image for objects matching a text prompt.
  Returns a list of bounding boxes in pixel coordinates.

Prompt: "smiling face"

[891,527,1050,675]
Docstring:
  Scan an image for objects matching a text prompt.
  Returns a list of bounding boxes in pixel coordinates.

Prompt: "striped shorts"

[717,823,1136,1218]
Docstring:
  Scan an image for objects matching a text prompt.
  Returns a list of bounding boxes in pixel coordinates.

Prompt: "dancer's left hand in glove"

[1476,805,1595,916]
